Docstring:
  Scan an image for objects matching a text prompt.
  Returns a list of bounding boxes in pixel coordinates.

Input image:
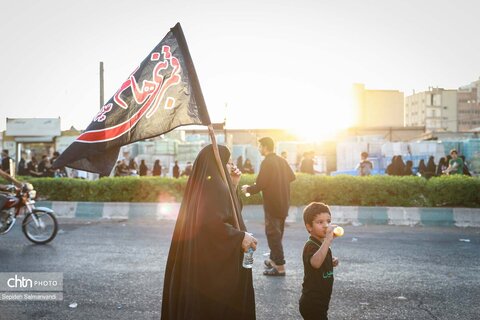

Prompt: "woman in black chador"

[161,144,257,320]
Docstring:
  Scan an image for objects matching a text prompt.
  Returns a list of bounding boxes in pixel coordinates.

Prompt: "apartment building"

[353,83,404,128]
[457,78,480,131]
[405,88,457,133]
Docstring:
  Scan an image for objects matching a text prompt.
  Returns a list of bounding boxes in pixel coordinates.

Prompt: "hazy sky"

[1,0,479,137]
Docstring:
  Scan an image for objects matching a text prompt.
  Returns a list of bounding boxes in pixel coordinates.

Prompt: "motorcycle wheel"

[22,211,59,244]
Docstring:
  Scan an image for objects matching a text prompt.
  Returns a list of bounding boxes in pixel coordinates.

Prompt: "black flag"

[53,23,211,176]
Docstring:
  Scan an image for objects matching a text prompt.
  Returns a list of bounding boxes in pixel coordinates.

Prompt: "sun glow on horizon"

[289,119,352,142]
[286,90,357,142]
[216,78,357,142]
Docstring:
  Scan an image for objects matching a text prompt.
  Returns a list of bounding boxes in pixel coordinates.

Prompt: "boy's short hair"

[303,202,331,226]
[361,151,368,158]
[258,137,274,152]
[450,149,458,155]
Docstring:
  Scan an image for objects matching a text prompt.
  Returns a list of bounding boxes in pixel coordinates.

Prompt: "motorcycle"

[0,183,58,244]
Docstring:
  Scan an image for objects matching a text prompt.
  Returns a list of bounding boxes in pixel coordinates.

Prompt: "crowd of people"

[357,149,472,177]
[235,156,255,174]
[236,150,319,176]
[113,158,193,178]
[3,147,474,180]
[1,150,67,178]
[122,150,318,180]
[384,149,471,177]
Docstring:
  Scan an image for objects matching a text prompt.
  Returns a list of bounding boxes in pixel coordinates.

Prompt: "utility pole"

[99,61,104,109]
[99,61,107,178]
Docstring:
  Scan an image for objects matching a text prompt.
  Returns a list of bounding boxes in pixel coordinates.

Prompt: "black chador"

[161,144,256,320]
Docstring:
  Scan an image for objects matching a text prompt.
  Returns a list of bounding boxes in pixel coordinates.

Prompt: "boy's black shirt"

[301,236,334,305]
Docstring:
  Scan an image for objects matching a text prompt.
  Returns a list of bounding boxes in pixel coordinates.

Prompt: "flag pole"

[172,23,240,230]
[208,125,240,229]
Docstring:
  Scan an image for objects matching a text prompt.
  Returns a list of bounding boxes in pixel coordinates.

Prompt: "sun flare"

[286,92,356,142]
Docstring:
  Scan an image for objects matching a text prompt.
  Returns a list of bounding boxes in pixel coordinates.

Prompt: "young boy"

[299,202,339,320]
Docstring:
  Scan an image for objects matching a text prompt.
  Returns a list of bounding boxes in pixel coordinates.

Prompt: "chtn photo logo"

[7,275,33,288]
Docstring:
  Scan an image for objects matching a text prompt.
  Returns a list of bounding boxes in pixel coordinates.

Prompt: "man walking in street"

[242,137,296,276]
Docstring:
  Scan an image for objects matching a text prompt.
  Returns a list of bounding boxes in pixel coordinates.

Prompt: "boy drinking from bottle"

[299,202,340,320]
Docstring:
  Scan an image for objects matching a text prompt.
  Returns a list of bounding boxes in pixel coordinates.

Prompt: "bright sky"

[1,0,479,140]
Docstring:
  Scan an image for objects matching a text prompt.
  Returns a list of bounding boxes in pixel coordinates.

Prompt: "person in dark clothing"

[1,150,12,174]
[241,137,296,276]
[417,159,427,177]
[27,156,42,177]
[114,161,121,177]
[114,160,129,177]
[181,162,193,177]
[236,156,244,172]
[38,155,48,177]
[460,155,472,176]
[394,155,406,176]
[300,152,315,175]
[128,159,138,175]
[38,155,54,177]
[446,155,452,163]
[386,156,396,175]
[161,144,256,320]
[424,156,436,179]
[17,154,28,176]
[50,151,67,177]
[0,182,16,213]
[172,160,180,178]
[436,157,447,176]
[404,160,414,176]
[139,160,148,176]
[0,169,19,212]
[152,160,162,176]
[299,202,339,320]
[242,159,254,174]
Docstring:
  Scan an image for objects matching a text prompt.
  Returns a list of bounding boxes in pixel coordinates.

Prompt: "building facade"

[353,83,405,128]
[457,78,480,131]
[405,88,457,133]
[2,118,62,164]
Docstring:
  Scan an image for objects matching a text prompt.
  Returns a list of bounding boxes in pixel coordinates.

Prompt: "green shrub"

[1,174,479,207]
[425,175,480,207]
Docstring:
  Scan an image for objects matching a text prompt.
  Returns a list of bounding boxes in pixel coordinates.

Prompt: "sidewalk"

[35,201,480,227]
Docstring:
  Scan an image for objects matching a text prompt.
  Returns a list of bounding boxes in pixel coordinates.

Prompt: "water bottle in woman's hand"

[242,247,254,269]
[242,232,255,268]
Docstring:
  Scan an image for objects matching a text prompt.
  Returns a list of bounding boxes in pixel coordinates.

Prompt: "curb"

[35,201,480,228]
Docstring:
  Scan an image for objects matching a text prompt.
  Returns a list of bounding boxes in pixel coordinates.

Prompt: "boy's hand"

[325,224,335,242]
[332,256,339,267]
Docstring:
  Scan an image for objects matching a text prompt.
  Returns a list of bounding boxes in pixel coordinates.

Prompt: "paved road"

[0,219,479,320]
